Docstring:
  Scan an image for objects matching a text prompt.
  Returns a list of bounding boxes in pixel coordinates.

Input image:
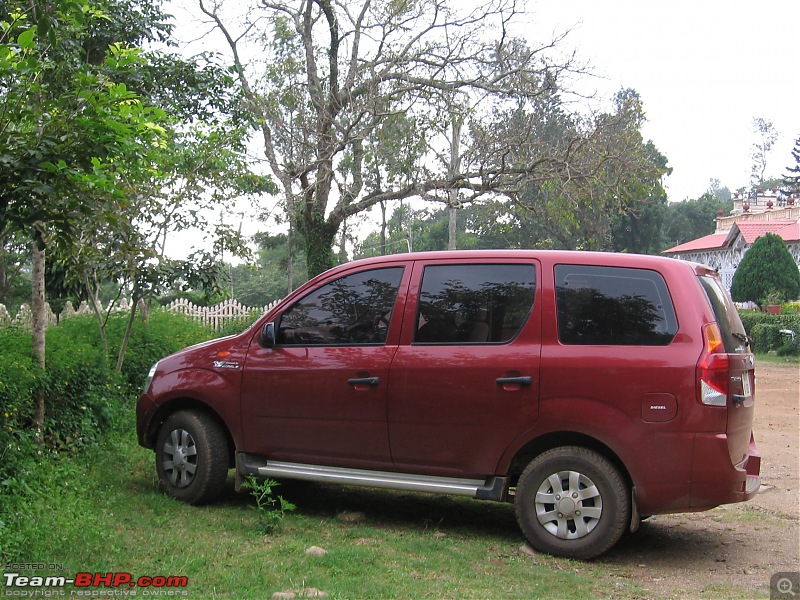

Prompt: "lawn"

[6,408,646,599]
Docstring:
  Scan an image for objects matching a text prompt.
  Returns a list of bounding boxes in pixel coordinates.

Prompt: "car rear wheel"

[515,446,630,559]
[155,410,229,505]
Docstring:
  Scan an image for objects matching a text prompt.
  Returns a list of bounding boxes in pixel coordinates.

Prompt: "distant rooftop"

[663,187,800,255]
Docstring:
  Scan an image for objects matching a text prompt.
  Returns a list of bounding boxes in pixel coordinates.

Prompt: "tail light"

[697,323,729,406]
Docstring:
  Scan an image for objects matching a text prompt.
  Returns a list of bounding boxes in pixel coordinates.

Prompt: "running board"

[236,453,508,501]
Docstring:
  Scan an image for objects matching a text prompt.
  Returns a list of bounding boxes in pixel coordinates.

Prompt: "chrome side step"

[236,453,508,501]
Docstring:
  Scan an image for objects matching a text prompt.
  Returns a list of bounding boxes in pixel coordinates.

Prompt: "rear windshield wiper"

[732,332,752,347]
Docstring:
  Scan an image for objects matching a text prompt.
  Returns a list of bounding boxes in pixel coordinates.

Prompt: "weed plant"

[241,476,297,533]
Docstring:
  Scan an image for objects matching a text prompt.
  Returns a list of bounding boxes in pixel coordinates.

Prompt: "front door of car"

[388,260,541,476]
[240,265,409,470]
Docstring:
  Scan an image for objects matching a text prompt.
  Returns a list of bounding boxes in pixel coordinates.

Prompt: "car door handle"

[348,377,380,387]
[495,376,532,386]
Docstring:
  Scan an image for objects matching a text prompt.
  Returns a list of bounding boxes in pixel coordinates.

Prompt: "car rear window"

[414,263,536,344]
[698,275,750,354]
[556,265,678,346]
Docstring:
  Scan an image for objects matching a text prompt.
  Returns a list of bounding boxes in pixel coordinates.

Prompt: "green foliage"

[3,429,642,598]
[106,310,213,391]
[738,310,800,355]
[0,311,222,558]
[785,136,800,189]
[0,326,38,465]
[751,323,785,353]
[663,192,732,249]
[241,476,296,534]
[731,233,800,305]
[737,310,772,335]
[216,315,260,338]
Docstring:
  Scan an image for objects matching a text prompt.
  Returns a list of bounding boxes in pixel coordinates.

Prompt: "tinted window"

[698,275,750,353]
[556,265,677,346]
[415,264,536,344]
[278,267,403,345]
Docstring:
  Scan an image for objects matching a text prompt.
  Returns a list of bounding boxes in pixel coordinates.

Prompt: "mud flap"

[629,486,641,533]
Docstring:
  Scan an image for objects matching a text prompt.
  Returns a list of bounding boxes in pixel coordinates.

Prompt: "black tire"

[155,410,229,505]
[515,446,630,559]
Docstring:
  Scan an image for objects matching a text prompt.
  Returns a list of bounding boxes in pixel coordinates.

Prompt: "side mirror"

[259,322,276,348]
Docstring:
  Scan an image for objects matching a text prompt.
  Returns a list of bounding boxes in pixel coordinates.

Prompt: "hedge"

[738,310,800,354]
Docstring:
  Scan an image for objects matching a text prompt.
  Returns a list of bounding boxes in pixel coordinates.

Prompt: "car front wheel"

[515,446,630,559]
[155,410,229,505]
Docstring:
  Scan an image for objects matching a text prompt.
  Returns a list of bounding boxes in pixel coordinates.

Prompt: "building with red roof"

[663,189,800,290]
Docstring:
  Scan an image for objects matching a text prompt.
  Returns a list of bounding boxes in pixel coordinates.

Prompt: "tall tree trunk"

[286,220,295,295]
[380,200,387,255]
[115,290,139,375]
[303,214,338,278]
[447,118,462,251]
[84,274,109,366]
[31,228,46,441]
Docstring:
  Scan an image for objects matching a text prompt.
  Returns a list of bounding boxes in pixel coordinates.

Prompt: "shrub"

[107,310,214,393]
[750,323,785,353]
[738,310,772,335]
[731,233,800,306]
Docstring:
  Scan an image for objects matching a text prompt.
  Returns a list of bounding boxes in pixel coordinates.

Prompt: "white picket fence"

[161,298,278,331]
[0,298,279,331]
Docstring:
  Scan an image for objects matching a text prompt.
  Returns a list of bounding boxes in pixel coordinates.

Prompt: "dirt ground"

[600,361,800,598]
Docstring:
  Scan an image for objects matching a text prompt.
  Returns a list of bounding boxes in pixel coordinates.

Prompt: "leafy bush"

[731,233,800,305]
[738,310,772,335]
[751,323,784,353]
[216,314,260,338]
[107,310,214,393]
[740,310,800,355]
[0,311,221,562]
[778,334,800,356]
[0,327,37,439]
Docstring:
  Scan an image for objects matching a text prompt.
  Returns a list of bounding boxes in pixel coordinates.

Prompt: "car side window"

[277,267,403,346]
[555,265,678,346]
[414,264,536,345]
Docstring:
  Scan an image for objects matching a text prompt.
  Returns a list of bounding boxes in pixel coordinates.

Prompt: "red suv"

[137,250,761,558]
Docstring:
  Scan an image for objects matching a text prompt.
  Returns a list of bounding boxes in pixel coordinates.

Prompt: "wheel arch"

[506,431,633,491]
[144,398,236,468]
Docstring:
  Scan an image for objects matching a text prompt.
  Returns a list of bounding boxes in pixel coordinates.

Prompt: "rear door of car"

[387,258,541,476]
[697,273,757,465]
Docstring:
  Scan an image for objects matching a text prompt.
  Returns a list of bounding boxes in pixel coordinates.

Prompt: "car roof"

[326,249,700,273]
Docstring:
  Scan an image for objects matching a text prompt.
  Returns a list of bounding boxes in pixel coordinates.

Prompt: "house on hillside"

[663,189,800,290]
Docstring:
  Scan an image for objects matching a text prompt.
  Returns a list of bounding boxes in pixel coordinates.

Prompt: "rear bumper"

[689,432,761,509]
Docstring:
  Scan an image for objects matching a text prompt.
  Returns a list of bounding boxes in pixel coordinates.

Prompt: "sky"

[165,0,800,259]
[530,0,799,201]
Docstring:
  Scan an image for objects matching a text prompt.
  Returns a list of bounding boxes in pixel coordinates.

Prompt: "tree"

[663,191,731,249]
[1,0,271,435]
[750,117,777,187]
[1,1,174,434]
[468,88,670,251]
[0,227,29,311]
[784,135,800,190]
[731,233,800,306]
[195,0,596,277]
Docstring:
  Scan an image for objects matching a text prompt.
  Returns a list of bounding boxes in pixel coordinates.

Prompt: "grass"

[5,408,652,599]
[755,352,800,365]
[7,398,785,599]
